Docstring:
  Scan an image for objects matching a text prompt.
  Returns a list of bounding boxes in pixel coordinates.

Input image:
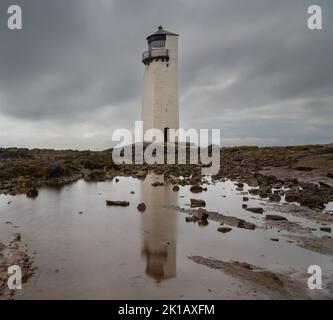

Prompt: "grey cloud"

[0,0,332,149]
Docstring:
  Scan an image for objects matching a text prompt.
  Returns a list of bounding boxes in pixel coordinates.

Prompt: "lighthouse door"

[164,128,170,143]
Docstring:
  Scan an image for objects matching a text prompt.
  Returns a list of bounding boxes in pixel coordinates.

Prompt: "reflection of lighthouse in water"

[140,173,177,282]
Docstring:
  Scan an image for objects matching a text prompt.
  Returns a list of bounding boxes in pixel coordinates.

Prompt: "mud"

[188,256,309,299]
[0,234,34,300]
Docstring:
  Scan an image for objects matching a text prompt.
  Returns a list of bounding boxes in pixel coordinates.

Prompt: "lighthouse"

[141,26,179,143]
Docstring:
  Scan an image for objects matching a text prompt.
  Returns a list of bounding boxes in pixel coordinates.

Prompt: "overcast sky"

[0,0,332,150]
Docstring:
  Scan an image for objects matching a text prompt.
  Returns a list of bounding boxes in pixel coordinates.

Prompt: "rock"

[185,216,196,223]
[106,201,130,207]
[136,170,147,179]
[190,185,204,193]
[270,238,279,242]
[269,193,281,202]
[26,188,38,198]
[195,208,208,222]
[295,167,314,171]
[235,182,244,188]
[242,204,248,209]
[173,185,180,192]
[186,208,208,224]
[327,173,333,179]
[320,227,331,233]
[299,195,325,210]
[266,215,288,221]
[8,242,19,250]
[285,191,300,203]
[237,220,256,230]
[78,211,83,215]
[85,170,106,182]
[137,203,146,212]
[130,191,135,194]
[248,188,260,195]
[243,197,249,202]
[259,186,272,199]
[198,220,209,226]
[115,178,120,183]
[152,182,164,187]
[190,199,206,208]
[246,207,264,214]
[11,232,21,242]
[218,227,232,233]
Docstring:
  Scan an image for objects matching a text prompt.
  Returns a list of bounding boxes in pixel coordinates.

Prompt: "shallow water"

[0,173,332,299]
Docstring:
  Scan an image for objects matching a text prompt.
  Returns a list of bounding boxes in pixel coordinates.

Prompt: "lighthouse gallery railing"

[142,48,169,64]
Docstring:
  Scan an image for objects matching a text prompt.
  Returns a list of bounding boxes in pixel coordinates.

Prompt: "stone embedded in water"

[151,182,164,187]
[185,216,196,223]
[195,208,208,222]
[248,188,260,195]
[218,227,232,234]
[243,197,249,202]
[246,207,264,214]
[270,238,279,242]
[235,182,244,188]
[190,199,206,208]
[106,200,130,207]
[320,227,331,233]
[137,203,146,212]
[190,185,204,193]
[266,215,288,221]
[237,220,256,230]
[198,220,209,226]
[173,185,180,192]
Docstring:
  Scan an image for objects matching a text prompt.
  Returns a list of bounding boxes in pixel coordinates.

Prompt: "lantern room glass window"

[148,34,166,50]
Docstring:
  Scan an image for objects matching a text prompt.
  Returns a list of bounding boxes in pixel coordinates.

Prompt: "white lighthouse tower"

[141,26,179,143]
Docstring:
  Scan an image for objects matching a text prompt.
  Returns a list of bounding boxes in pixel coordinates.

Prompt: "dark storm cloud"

[0,0,332,149]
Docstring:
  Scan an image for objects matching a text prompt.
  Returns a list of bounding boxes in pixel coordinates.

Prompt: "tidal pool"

[0,173,332,299]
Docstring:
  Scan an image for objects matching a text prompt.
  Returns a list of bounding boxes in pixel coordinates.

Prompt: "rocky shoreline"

[1,144,333,211]
[1,143,333,299]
